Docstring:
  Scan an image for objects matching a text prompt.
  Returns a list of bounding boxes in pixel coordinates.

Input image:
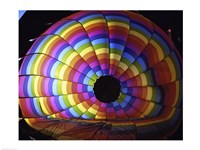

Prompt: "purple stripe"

[77,84,83,92]
[73,71,81,82]
[42,58,52,76]
[50,97,59,112]
[25,98,35,116]
[68,32,86,44]
[51,41,66,57]
[89,61,99,69]
[88,30,106,37]
[78,63,88,72]
[19,76,25,97]
[44,20,68,34]
[44,78,50,96]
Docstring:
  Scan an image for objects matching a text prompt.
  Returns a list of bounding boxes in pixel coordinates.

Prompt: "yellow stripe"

[140,73,147,86]
[173,81,180,107]
[95,115,106,119]
[39,98,51,115]
[88,106,98,115]
[165,57,176,81]
[62,81,68,95]
[83,19,105,27]
[150,40,164,60]
[77,103,87,112]
[33,76,40,96]
[33,54,44,74]
[118,62,128,71]
[130,30,148,44]
[59,65,68,79]
[143,103,154,116]
[108,22,129,29]
[42,36,58,53]
[95,48,109,55]
[68,95,76,106]
[110,53,121,61]
[60,24,80,38]
[65,52,78,65]
[129,65,139,76]
[146,87,153,100]
[79,46,94,56]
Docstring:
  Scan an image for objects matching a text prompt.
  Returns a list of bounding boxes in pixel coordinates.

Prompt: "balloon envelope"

[19,11,182,140]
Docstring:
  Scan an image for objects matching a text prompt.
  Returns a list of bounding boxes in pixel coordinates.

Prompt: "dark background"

[19,11,183,140]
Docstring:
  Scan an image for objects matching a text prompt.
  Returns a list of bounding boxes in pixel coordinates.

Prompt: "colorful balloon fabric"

[19,11,182,140]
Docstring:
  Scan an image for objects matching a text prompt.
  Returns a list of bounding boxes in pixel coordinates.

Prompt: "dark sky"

[19,11,183,140]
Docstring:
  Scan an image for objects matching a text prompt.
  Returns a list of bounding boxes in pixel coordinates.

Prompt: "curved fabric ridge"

[19,11,182,140]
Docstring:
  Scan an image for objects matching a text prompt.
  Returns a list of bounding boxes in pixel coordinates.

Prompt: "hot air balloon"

[19,11,182,140]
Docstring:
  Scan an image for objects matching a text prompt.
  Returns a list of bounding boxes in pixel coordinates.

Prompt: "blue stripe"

[69,107,80,117]
[73,38,89,49]
[48,79,54,96]
[82,66,92,76]
[53,97,63,111]
[26,54,37,74]
[110,43,124,51]
[131,23,152,38]
[137,57,147,71]
[83,76,90,85]
[91,38,108,45]
[110,38,125,45]
[54,20,75,34]
[106,15,129,22]
[154,33,171,54]
[50,61,60,78]
[20,55,32,74]
[55,44,69,60]
[58,46,72,61]
[58,96,68,109]
[27,76,33,97]
[28,36,47,54]
[47,59,57,77]
[34,36,52,53]
[122,52,135,62]
[52,80,58,95]
[23,76,29,97]
[87,86,93,92]
[29,98,39,116]
[81,114,90,119]
[33,98,44,116]
[90,34,108,41]
[79,14,101,22]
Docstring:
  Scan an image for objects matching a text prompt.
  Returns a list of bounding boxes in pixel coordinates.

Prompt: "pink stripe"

[77,84,83,92]
[68,32,85,44]
[25,98,35,117]
[78,63,87,72]
[43,58,52,76]
[44,78,50,96]
[100,64,108,70]
[89,30,106,37]
[74,71,81,82]
[19,76,25,97]
[50,41,66,57]
[90,61,99,69]
[50,97,59,112]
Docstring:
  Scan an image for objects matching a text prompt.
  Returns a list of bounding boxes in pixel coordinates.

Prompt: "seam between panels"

[99,11,111,75]
[66,14,104,76]
[117,12,155,79]
[20,50,96,82]
[112,11,132,76]
[40,33,98,80]
[120,49,181,83]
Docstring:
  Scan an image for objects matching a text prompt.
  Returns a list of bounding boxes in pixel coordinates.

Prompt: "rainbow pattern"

[19,11,182,140]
